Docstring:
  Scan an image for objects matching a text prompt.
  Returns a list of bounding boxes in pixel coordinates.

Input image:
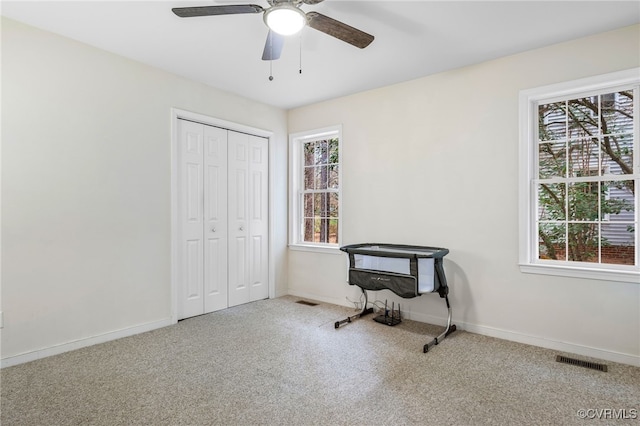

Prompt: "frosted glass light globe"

[264,4,306,36]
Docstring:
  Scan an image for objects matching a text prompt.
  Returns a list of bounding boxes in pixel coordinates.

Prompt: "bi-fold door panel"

[178,120,206,319]
[249,137,269,302]
[227,131,250,307]
[203,125,229,313]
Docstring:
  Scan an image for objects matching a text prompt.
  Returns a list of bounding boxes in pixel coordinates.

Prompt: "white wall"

[287,24,640,366]
[1,18,288,364]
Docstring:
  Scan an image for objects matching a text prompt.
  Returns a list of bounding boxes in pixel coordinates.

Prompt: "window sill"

[519,263,640,283]
[288,244,343,255]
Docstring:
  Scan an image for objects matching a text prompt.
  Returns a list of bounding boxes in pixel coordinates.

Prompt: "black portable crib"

[335,243,456,352]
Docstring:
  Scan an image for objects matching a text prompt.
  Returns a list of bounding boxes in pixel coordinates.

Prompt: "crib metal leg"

[423,295,456,353]
[335,288,374,329]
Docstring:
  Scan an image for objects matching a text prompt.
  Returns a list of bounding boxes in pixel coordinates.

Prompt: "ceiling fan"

[172,0,374,61]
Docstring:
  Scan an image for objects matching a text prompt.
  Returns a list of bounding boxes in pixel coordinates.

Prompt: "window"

[289,126,342,251]
[519,69,639,282]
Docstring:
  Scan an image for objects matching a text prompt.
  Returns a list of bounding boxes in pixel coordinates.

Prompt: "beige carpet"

[2,296,639,425]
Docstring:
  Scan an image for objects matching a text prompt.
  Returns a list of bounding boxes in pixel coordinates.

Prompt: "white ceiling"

[2,1,639,109]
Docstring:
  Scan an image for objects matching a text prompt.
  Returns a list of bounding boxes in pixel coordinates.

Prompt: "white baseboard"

[459,321,640,367]
[1,318,173,368]
[286,290,639,367]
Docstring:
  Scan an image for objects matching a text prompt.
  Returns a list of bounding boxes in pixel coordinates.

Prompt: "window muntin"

[520,70,639,281]
[289,126,342,250]
[302,138,339,244]
[535,90,637,266]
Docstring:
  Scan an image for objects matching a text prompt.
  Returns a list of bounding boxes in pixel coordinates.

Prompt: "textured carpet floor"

[2,296,639,425]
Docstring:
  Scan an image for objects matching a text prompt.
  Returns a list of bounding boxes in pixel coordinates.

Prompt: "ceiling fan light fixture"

[264,4,307,36]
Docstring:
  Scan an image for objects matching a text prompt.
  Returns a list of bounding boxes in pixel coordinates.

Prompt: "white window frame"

[519,68,640,283]
[289,125,343,254]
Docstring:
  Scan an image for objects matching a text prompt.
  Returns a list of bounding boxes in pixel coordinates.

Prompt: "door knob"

[211,227,216,233]
[239,226,244,231]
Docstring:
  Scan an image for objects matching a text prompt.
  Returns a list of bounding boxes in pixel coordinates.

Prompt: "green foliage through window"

[537,90,636,266]
[302,138,339,244]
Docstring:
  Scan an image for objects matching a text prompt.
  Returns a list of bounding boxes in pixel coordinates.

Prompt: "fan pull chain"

[269,58,274,81]
[268,32,274,81]
[299,32,303,75]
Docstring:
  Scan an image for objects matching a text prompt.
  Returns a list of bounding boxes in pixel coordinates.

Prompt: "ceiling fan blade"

[172,4,263,18]
[306,12,374,49]
[262,30,285,61]
[302,0,325,4]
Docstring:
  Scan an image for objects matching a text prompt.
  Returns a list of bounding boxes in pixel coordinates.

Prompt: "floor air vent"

[556,355,608,372]
[296,300,318,306]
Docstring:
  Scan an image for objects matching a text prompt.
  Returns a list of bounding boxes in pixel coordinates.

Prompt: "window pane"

[328,165,339,189]
[295,129,340,246]
[329,219,339,244]
[303,193,314,218]
[538,102,566,141]
[538,141,566,179]
[568,182,599,221]
[602,180,635,221]
[317,140,328,165]
[306,218,322,243]
[314,165,328,190]
[329,138,339,164]
[601,223,635,265]
[313,218,320,243]
[568,97,598,137]
[567,223,599,263]
[538,223,565,260]
[303,218,314,242]
[329,193,339,217]
[600,133,634,175]
[568,137,599,177]
[314,193,328,216]
[302,191,338,244]
[602,91,634,135]
[304,142,316,166]
[304,166,314,190]
[538,183,566,221]
[315,218,330,243]
[527,77,638,274]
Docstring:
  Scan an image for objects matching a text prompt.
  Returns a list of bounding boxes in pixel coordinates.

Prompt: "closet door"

[248,135,269,302]
[178,120,269,316]
[178,121,229,319]
[203,125,228,313]
[177,120,205,319]
[228,132,269,307]
[227,131,250,307]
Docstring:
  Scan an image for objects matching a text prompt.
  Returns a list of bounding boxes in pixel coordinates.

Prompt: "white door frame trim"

[170,108,275,324]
